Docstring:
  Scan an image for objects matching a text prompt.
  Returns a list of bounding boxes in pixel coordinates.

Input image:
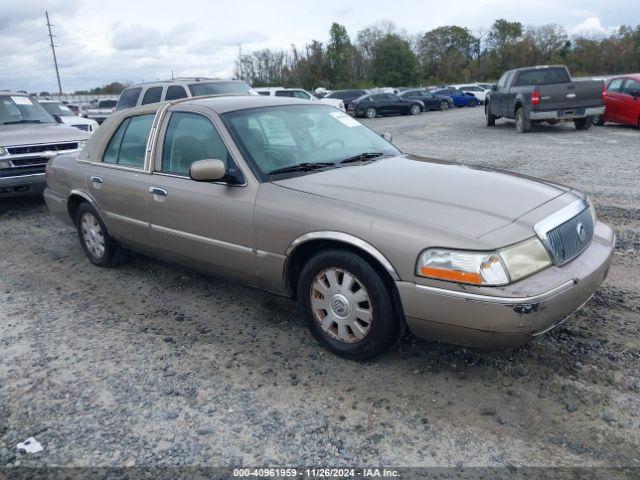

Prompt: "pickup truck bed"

[486,66,605,133]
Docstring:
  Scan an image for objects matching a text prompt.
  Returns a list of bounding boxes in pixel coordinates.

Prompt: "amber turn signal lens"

[419,267,482,284]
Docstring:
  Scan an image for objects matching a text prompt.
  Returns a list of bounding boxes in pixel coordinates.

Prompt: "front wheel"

[468,98,477,107]
[365,107,377,119]
[440,101,449,111]
[409,104,421,115]
[574,117,592,130]
[76,202,128,267]
[297,250,399,360]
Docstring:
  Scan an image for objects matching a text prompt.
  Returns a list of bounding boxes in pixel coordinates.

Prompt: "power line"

[45,11,63,95]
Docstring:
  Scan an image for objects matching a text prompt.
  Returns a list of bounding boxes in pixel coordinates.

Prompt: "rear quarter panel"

[44,153,88,226]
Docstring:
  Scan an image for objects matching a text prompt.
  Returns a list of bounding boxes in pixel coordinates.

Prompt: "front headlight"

[498,237,551,282]
[0,146,7,156]
[416,249,509,286]
[416,237,552,286]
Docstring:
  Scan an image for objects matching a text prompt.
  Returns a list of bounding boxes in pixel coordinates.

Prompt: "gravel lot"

[1,107,639,471]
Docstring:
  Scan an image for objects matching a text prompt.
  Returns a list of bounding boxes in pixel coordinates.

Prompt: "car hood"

[273,154,568,239]
[0,122,90,146]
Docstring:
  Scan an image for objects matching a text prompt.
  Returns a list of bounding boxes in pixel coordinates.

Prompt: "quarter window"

[142,87,163,105]
[161,112,231,176]
[116,88,141,110]
[102,114,154,168]
[274,90,295,98]
[165,85,188,100]
[622,79,640,95]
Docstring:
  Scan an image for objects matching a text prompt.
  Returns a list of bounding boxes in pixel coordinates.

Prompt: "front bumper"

[530,106,605,121]
[398,221,615,347]
[0,173,46,197]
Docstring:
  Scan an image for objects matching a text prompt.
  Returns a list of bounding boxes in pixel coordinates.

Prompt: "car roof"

[125,78,245,88]
[115,95,326,117]
[0,91,32,97]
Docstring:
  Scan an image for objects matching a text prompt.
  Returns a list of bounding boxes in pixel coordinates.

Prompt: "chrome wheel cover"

[310,267,373,344]
[410,105,420,115]
[441,102,448,110]
[366,108,376,118]
[80,212,105,259]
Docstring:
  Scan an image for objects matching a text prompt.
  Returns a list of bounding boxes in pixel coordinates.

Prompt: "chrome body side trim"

[414,279,576,305]
[150,223,253,254]
[104,211,150,228]
[284,231,400,281]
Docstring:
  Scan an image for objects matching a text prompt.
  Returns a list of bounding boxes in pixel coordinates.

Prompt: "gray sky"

[2,0,637,93]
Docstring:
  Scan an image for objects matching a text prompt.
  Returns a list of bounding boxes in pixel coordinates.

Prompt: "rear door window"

[274,90,295,98]
[103,114,155,168]
[116,88,141,110]
[165,85,188,100]
[141,87,163,105]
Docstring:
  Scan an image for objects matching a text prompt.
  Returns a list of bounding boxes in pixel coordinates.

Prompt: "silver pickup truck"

[0,92,90,197]
[485,65,605,133]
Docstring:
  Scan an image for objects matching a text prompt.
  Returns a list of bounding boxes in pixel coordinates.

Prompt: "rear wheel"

[468,98,477,107]
[485,102,496,126]
[592,115,605,126]
[365,107,377,119]
[76,202,128,267]
[440,101,449,111]
[515,107,531,133]
[297,250,399,360]
[409,104,421,115]
[574,117,592,130]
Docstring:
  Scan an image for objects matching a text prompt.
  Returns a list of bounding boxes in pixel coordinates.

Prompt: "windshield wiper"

[268,162,335,176]
[2,120,46,125]
[339,152,385,164]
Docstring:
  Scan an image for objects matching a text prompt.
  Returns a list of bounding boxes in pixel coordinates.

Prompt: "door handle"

[91,176,103,184]
[148,186,168,197]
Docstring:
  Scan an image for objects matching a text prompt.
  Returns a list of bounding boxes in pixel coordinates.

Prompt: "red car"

[596,74,640,128]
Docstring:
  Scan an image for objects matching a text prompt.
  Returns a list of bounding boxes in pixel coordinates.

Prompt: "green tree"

[370,34,420,86]
[418,26,479,83]
[326,23,355,88]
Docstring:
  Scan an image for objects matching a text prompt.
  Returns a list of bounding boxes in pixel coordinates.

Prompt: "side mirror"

[189,159,226,182]
[492,84,498,92]
[380,132,393,142]
[632,89,639,100]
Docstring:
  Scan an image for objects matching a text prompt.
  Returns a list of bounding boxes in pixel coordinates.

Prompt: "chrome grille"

[7,142,78,155]
[545,207,593,265]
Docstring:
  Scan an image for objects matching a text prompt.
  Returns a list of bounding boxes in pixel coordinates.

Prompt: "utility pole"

[238,43,243,79]
[46,11,63,95]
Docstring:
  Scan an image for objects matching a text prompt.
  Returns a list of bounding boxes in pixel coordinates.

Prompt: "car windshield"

[223,105,400,179]
[0,95,55,125]
[189,81,252,97]
[40,102,73,116]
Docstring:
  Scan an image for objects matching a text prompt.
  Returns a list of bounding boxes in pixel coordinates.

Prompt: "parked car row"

[594,73,640,128]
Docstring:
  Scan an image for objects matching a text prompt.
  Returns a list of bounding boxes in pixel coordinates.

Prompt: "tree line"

[234,19,640,89]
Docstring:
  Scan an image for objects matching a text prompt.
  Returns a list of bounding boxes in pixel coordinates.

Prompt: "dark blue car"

[432,89,478,107]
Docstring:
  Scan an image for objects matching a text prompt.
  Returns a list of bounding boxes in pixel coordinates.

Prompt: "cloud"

[570,16,615,37]
[110,23,195,51]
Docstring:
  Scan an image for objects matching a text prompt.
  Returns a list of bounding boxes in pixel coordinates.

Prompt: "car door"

[604,78,625,122]
[501,72,515,117]
[147,107,260,286]
[83,113,154,254]
[386,94,404,113]
[620,78,640,126]
[492,72,508,116]
[421,91,437,109]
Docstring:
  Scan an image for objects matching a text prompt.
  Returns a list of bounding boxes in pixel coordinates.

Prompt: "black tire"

[574,117,592,130]
[592,115,605,126]
[409,104,422,115]
[515,107,531,133]
[485,102,496,126]
[468,98,477,107]
[440,101,449,111]
[297,250,399,360]
[75,202,129,267]
[365,107,377,119]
